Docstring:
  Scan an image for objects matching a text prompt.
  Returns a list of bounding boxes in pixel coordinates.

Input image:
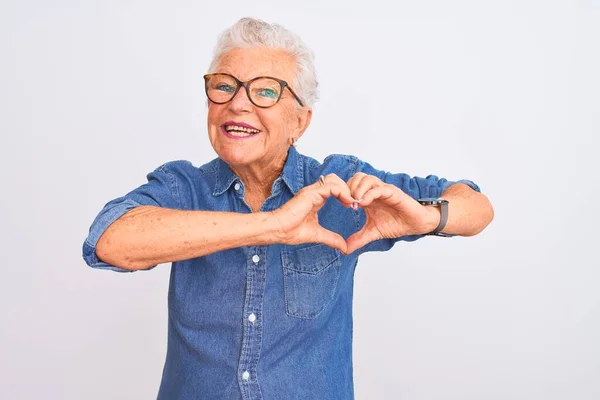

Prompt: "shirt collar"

[213,146,304,196]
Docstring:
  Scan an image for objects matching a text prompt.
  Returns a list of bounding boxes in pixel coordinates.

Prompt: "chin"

[216,146,260,167]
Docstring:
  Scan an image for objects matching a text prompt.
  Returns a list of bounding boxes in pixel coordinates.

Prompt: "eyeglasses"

[203,73,305,108]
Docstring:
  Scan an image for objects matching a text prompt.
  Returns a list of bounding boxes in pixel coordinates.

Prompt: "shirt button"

[234,183,241,191]
[252,255,260,263]
[242,371,250,381]
[248,313,256,323]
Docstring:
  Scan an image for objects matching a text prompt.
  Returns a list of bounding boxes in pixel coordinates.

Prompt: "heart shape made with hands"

[275,173,438,255]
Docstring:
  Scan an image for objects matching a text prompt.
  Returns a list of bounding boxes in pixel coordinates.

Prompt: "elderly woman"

[83,17,493,400]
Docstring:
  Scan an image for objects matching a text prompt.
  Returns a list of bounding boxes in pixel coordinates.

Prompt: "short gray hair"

[208,17,319,108]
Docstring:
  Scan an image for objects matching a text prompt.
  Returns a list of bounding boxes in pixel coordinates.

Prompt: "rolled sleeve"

[82,164,182,272]
[357,160,481,199]
[354,159,482,253]
[82,198,143,272]
[440,179,481,195]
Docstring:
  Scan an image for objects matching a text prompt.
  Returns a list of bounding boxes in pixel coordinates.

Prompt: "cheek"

[206,108,221,142]
[264,107,297,137]
[207,104,218,124]
[207,105,226,135]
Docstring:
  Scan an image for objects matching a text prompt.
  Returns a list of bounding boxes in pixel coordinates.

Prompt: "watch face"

[418,198,439,205]
[418,198,448,206]
[419,200,438,205]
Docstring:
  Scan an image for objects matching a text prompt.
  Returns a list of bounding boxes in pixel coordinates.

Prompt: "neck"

[230,150,289,206]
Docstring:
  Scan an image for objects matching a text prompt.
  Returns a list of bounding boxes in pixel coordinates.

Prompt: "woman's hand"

[270,173,357,254]
[270,172,441,254]
[345,172,440,254]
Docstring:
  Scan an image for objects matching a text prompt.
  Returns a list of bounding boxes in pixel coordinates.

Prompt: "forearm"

[96,206,280,270]
[427,183,494,236]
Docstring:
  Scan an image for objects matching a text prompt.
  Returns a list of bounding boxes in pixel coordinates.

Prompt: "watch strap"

[430,200,449,236]
[418,199,452,237]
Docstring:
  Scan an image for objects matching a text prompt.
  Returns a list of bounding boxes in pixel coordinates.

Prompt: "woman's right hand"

[270,173,357,254]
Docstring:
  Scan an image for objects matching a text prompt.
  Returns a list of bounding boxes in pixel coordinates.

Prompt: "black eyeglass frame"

[203,73,305,108]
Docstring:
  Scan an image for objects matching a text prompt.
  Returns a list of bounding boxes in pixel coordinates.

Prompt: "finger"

[312,174,357,206]
[346,228,381,254]
[346,172,368,194]
[326,181,357,206]
[358,185,398,207]
[315,227,348,254]
[352,175,384,202]
[311,173,346,188]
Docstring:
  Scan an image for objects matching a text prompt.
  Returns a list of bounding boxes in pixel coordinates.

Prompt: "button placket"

[237,247,266,399]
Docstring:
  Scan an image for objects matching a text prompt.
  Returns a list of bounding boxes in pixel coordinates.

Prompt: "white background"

[1,0,598,399]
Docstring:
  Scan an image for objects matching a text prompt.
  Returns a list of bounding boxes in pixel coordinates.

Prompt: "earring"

[290,137,298,146]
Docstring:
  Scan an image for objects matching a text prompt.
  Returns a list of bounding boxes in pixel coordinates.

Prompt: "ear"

[294,107,312,141]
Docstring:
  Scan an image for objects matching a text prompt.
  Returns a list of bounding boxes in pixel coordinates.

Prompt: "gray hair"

[207,17,319,108]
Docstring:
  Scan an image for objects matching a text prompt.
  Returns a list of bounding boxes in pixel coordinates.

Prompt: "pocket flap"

[281,244,341,274]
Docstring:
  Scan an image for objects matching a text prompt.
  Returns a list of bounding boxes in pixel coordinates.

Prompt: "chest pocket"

[281,244,342,319]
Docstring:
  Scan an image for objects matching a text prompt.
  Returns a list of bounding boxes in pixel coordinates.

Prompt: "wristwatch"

[417,198,453,237]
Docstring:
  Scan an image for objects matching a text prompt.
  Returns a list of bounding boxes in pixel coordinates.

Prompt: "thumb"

[346,228,380,254]
[315,227,348,254]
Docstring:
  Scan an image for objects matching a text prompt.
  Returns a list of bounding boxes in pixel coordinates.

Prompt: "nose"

[228,85,253,113]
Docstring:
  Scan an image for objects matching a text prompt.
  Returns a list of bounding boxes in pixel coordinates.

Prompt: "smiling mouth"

[221,123,262,139]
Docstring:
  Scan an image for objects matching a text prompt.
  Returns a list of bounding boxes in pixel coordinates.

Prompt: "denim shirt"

[83,147,479,399]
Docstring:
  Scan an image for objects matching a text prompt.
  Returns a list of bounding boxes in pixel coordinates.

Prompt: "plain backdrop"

[1,0,598,399]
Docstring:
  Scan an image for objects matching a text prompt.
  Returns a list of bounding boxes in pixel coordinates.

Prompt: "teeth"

[225,125,260,134]
[227,130,252,137]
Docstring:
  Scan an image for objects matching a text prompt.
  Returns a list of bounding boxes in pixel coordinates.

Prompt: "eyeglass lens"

[206,74,283,107]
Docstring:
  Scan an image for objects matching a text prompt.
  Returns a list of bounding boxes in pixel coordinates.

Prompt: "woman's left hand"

[345,173,440,254]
